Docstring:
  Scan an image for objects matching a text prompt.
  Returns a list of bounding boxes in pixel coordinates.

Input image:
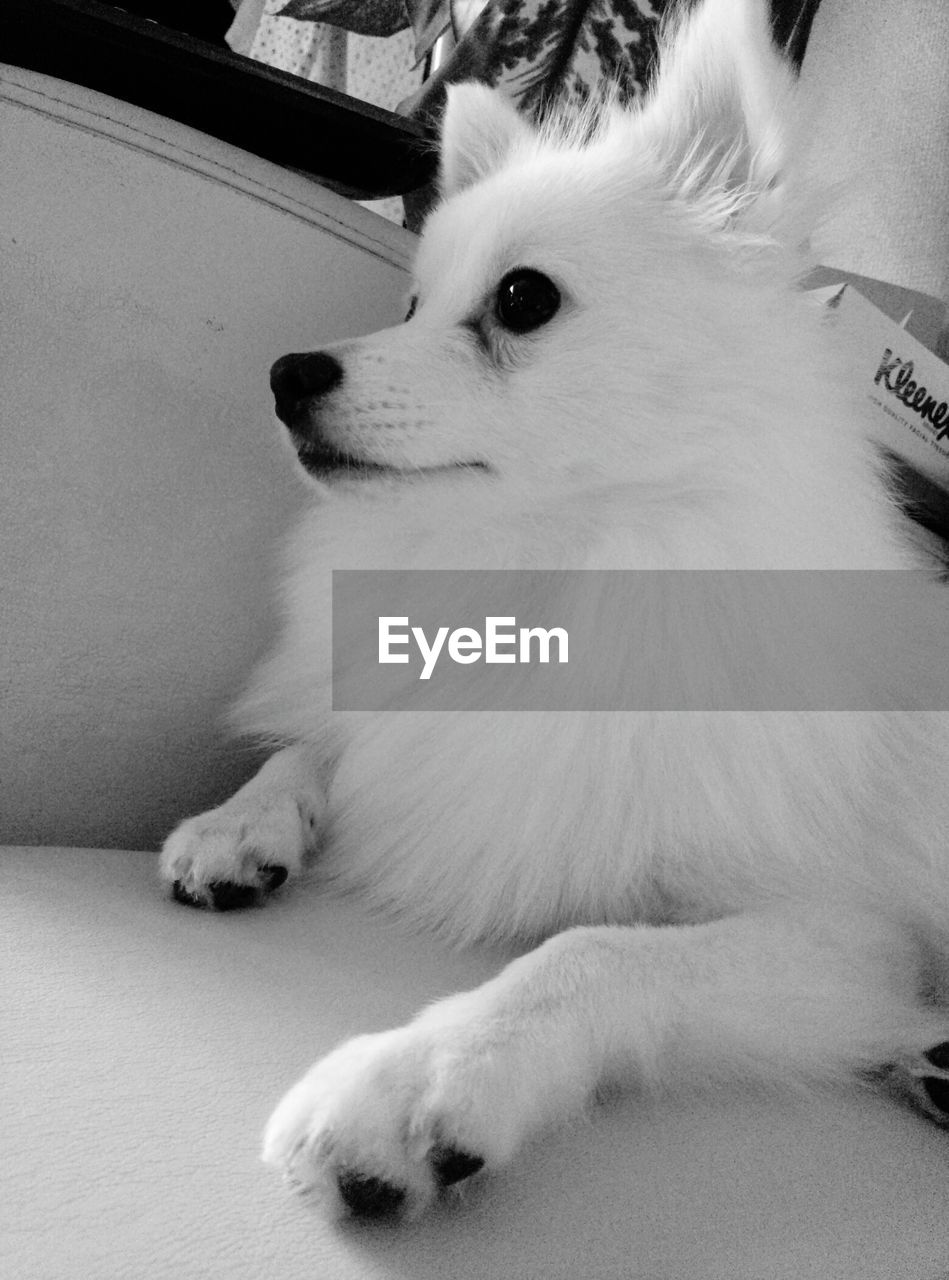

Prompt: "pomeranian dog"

[161,0,949,1221]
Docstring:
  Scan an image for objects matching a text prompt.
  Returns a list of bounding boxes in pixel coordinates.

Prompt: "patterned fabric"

[234,1,670,226]
[272,0,452,60]
[265,2,668,124]
[401,0,669,228]
[235,1,817,227]
[228,0,424,223]
[411,0,666,118]
[233,0,422,107]
[274,1,411,37]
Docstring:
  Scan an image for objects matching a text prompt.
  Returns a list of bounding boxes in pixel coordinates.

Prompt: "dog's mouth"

[296,440,390,479]
[295,440,491,482]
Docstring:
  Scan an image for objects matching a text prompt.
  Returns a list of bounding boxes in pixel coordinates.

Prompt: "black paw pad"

[337,1171,406,1219]
[924,1041,949,1071]
[260,864,289,893]
[172,878,256,911]
[171,880,205,908]
[171,866,289,912]
[922,1076,949,1116]
[431,1145,485,1188]
[207,880,259,911]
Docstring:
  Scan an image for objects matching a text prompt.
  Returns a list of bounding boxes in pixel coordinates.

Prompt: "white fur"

[161,0,949,1218]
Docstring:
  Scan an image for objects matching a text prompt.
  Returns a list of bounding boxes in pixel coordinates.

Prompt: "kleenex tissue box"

[807,266,949,493]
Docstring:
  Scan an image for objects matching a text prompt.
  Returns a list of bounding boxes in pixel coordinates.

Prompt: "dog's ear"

[641,0,796,226]
[439,84,533,198]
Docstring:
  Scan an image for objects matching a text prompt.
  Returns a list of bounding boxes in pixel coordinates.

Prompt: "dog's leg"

[160,744,325,910]
[262,905,945,1219]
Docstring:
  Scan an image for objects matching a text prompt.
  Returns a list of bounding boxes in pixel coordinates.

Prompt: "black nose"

[270,351,344,426]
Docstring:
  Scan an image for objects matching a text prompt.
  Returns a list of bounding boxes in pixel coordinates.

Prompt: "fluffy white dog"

[161,0,949,1220]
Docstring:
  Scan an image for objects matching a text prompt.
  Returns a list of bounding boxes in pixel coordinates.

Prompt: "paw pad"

[431,1145,485,1188]
[895,1039,949,1125]
[924,1041,949,1072]
[260,864,290,893]
[920,1040,949,1118]
[922,1076,949,1115]
[171,864,288,911]
[337,1171,406,1219]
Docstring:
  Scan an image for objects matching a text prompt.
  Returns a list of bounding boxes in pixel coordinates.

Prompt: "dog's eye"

[494,269,560,334]
[404,295,418,322]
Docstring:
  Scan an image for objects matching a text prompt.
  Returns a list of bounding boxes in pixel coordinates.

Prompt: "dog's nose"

[270,351,343,426]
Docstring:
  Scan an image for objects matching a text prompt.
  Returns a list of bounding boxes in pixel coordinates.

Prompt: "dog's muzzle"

[269,350,385,478]
[269,351,343,431]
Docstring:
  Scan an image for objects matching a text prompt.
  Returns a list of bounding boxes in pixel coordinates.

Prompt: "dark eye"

[494,269,561,333]
[404,295,418,322]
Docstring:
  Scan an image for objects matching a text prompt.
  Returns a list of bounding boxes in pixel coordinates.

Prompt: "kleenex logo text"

[379,616,569,680]
[874,348,949,439]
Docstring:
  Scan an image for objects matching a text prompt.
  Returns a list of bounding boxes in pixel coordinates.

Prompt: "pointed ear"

[439,83,534,199]
[641,0,795,219]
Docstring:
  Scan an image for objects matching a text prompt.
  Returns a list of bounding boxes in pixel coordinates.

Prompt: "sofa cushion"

[5,845,949,1280]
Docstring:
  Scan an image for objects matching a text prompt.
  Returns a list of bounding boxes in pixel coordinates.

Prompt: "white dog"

[161,0,949,1220]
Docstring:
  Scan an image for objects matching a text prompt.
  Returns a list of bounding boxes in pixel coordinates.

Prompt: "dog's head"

[271,0,802,498]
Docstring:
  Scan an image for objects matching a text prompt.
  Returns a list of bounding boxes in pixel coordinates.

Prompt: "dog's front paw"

[262,991,548,1220]
[896,1041,949,1125]
[161,791,319,911]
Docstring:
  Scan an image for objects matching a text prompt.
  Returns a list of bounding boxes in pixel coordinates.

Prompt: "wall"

[0,65,414,849]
